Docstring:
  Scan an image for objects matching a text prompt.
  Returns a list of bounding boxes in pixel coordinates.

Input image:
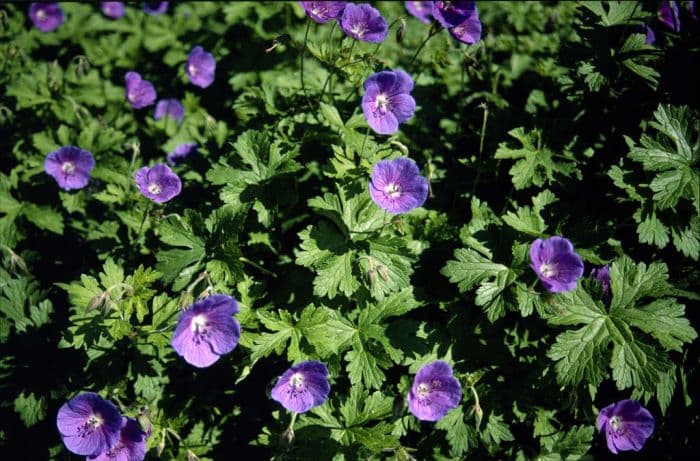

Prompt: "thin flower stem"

[239,256,278,278]
[321,39,356,102]
[136,201,152,239]
[478,102,489,157]
[300,21,312,107]
[288,412,298,432]
[359,126,371,159]
[409,23,440,67]
[327,21,338,102]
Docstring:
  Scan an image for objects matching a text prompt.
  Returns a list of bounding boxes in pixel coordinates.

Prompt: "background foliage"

[1,1,698,459]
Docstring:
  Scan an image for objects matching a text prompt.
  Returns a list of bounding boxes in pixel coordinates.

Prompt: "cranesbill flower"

[101,2,125,19]
[29,3,64,32]
[406,1,434,24]
[641,23,656,44]
[134,163,182,203]
[56,392,123,456]
[591,265,611,295]
[432,0,475,27]
[449,8,481,44]
[270,361,330,413]
[154,99,184,123]
[529,236,584,293]
[597,399,655,454]
[124,72,156,109]
[88,417,148,461]
[44,146,95,191]
[299,1,346,23]
[186,46,216,88]
[362,70,416,135]
[339,3,388,43]
[658,1,681,32]
[167,143,197,165]
[407,361,462,422]
[143,2,168,15]
[369,157,429,214]
[171,295,240,368]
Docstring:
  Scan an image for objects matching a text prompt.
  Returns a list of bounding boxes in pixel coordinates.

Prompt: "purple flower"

[529,236,584,293]
[270,361,330,413]
[44,146,95,191]
[369,157,429,214]
[154,99,185,123]
[56,392,123,456]
[432,0,475,27]
[642,23,656,44]
[124,72,157,109]
[362,70,416,135]
[186,46,216,88]
[591,265,611,295]
[134,163,182,203]
[87,417,148,461]
[407,361,462,422]
[29,3,64,32]
[449,8,481,44]
[339,3,388,43]
[171,294,240,368]
[167,143,197,165]
[405,1,434,24]
[101,2,125,19]
[597,399,655,454]
[299,1,346,23]
[658,1,681,32]
[143,2,168,15]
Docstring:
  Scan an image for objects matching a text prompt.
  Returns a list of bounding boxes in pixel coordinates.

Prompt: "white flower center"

[412,2,424,11]
[350,23,367,37]
[62,162,75,174]
[289,372,304,389]
[37,9,47,21]
[189,64,197,76]
[609,415,625,435]
[383,182,402,199]
[539,262,557,278]
[417,382,430,397]
[191,314,208,333]
[148,182,162,194]
[375,93,390,113]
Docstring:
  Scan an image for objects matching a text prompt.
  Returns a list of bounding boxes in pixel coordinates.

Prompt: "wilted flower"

[591,265,611,295]
[171,294,240,368]
[597,399,655,454]
[134,163,182,203]
[529,236,584,293]
[101,2,125,19]
[186,46,216,88]
[167,143,197,165]
[88,417,149,461]
[154,98,184,123]
[432,0,481,43]
[44,146,95,191]
[407,361,462,422]
[405,1,434,24]
[29,3,64,32]
[339,3,388,43]
[56,392,123,456]
[658,1,681,31]
[362,70,416,135]
[270,361,330,413]
[143,1,168,15]
[124,71,157,109]
[299,1,346,23]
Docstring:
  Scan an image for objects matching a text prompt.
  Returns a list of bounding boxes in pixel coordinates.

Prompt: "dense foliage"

[1,1,698,459]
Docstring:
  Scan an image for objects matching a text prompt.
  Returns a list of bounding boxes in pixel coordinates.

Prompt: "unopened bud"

[377,264,390,282]
[396,18,407,44]
[281,426,295,445]
[87,291,110,313]
[156,429,166,456]
[137,406,151,434]
[474,403,483,429]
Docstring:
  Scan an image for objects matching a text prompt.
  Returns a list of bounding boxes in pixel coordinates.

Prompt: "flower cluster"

[57,393,149,460]
[433,0,482,44]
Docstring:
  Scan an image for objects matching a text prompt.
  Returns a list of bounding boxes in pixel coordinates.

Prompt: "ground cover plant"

[0,1,699,460]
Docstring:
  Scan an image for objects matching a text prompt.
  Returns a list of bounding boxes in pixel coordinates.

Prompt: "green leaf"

[441,248,509,292]
[481,413,514,445]
[14,392,47,427]
[313,250,360,299]
[616,299,697,352]
[21,203,64,234]
[436,407,478,457]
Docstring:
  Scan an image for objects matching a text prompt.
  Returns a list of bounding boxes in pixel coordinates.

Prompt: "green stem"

[359,126,371,159]
[136,201,152,240]
[239,256,278,278]
[478,102,489,156]
[300,21,311,106]
[409,23,440,67]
